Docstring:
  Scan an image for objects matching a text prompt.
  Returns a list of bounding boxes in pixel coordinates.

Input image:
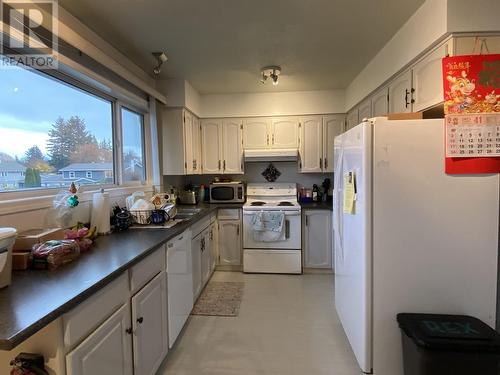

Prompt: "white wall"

[345,0,448,110]
[200,90,345,118]
[184,81,202,116]
[447,0,500,32]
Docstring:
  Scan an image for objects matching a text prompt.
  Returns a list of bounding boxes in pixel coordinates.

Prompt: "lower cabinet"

[218,219,241,266]
[131,272,168,375]
[66,303,133,375]
[303,210,333,269]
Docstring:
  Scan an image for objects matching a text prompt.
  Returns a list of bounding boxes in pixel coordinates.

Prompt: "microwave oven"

[209,182,245,203]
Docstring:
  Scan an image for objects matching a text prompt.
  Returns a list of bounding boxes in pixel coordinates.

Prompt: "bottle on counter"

[312,184,319,202]
[199,184,205,203]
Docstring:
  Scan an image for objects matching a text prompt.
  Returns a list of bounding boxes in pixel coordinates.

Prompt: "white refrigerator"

[333,117,499,375]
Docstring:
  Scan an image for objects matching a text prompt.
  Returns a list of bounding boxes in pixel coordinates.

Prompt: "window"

[86,171,93,179]
[0,172,7,177]
[121,108,145,182]
[0,65,115,192]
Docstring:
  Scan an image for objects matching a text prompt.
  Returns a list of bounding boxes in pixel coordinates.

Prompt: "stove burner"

[250,201,266,206]
[278,202,294,206]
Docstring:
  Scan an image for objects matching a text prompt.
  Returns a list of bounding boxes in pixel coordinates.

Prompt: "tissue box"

[14,228,65,252]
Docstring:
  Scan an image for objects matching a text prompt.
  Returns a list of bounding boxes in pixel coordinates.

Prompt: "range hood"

[244,149,298,162]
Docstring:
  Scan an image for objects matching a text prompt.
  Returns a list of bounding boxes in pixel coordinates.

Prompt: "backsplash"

[164,161,333,194]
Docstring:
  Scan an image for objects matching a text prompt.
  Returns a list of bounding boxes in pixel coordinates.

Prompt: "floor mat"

[191,281,244,317]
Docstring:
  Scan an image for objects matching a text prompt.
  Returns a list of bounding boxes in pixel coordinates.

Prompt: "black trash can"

[397,313,500,375]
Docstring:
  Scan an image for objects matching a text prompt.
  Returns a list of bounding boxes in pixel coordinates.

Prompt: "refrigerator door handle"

[333,147,345,263]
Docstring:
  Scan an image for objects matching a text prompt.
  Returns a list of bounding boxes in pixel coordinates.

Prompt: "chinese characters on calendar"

[445,114,500,158]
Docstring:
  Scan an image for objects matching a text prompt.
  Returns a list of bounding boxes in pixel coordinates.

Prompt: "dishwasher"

[166,228,193,348]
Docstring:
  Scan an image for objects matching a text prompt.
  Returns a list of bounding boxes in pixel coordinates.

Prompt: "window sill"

[0,185,154,216]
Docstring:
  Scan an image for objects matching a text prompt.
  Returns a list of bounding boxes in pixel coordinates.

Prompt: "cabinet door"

[371,87,389,117]
[131,272,168,375]
[222,119,243,174]
[201,120,222,173]
[323,115,344,173]
[358,99,372,122]
[300,116,323,173]
[191,234,202,301]
[201,230,211,287]
[192,116,202,174]
[388,70,412,113]
[183,111,194,174]
[243,118,271,149]
[218,220,241,266]
[66,304,132,375]
[271,117,299,148]
[346,109,358,130]
[304,210,332,269]
[412,40,451,112]
[210,222,218,272]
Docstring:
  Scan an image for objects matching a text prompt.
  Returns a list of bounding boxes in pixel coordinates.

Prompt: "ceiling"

[59,0,424,94]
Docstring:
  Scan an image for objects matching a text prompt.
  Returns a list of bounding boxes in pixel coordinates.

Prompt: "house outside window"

[86,171,92,179]
[68,172,76,179]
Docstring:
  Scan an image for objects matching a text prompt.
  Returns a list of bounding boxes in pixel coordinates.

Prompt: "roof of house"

[59,163,113,172]
[0,162,27,172]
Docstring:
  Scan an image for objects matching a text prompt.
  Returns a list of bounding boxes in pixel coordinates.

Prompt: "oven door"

[243,210,301,249]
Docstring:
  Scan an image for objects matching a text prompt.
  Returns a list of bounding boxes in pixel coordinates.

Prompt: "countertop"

[0,203,243,350]
[300,201,333,211]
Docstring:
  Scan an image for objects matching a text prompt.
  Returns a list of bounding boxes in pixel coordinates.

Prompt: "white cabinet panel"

[191,233,202,301]
[323,115,344,173]
[166,230,193,348]
[243,118,271,149]
[454,36,500,55]
[192,117,202,174]
[219,220,241,266]
[412,41,451,112]
[358,99,372,122]
[346,109,358,130]
[272,117,299,148]
[300,116,323,173]
[371,87,389,117]
[66,304,132,375]
[304,210,332,269]
[131,272,168,375]
[222,119,243,174]
[201,120,222,173]
[388,70,412,114]
[183,111,194,174]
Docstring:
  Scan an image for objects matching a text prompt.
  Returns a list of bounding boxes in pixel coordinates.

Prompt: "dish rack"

[130,209,153,225]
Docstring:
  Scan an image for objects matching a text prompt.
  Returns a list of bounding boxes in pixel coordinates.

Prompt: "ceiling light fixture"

[152,52,168,75]
[260,66,281,86]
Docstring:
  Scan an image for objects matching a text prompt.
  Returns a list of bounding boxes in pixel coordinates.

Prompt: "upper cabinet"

[242,118,271,149]
[201,119,243,174]
[271,117,299,148]
[299,115,344,173]
[162,108,202,175]
[454,36,500,55]
[243,117,299,150]
[388,70,412,114]
[412,40,452,112]
[371,87,389,117]
[357,99,372,122]
[346,108,358,131]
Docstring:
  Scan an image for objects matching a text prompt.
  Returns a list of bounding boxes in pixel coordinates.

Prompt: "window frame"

[0,64,152,202]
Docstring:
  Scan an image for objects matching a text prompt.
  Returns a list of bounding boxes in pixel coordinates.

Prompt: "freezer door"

[333,122,372,373]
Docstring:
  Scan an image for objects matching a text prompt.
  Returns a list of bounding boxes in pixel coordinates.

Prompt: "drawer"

[191,215,211,237]
[218,208,240,220]
[130,246,165,294]
[63,272,129,350]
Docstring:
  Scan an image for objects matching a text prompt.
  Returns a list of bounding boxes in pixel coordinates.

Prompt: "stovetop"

[243,183,300,211]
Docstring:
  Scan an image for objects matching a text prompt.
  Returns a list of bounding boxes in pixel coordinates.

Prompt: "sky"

[0,65,113,159]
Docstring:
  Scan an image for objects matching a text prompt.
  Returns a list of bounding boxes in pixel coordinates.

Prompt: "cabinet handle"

[320,158,323,169]
[324,158,328,169]
[168,243,173,248]
[405,89,410,108]
[305,216,308,226]
[178,236,183,241]
[126,327,133,335]
[267,134,269,145]
[272,134,275,145]
[237,226,240,236]
[218,160,221,170]
[193,160,196,170]
[137,317,144,324]
[223,160,226,171]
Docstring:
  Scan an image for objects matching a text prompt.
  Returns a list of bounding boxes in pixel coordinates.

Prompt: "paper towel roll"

[91,190,111,235]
